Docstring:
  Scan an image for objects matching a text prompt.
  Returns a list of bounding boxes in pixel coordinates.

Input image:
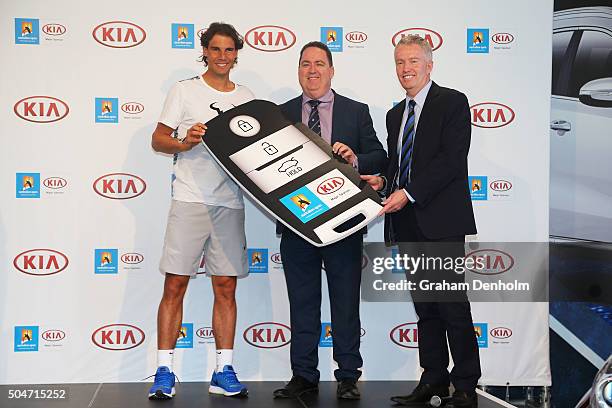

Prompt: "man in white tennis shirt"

[148,22,253,400]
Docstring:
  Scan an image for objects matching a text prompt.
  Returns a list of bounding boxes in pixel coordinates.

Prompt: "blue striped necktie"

[399,99,416,188]
[307,100,321,136]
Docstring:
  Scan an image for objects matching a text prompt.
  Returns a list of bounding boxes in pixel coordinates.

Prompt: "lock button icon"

[237,119,253,132]
[262,142,278,155]
[229,115,260,137]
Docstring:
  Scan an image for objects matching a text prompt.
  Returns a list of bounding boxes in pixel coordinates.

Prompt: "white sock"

[158,349,174,372]
[216,349,233,372]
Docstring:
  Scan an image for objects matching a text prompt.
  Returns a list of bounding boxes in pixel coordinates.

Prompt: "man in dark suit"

[362,35,480,407]
[273,41,386,401]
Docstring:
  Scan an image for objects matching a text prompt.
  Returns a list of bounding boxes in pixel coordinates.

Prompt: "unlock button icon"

[262,142,278,155]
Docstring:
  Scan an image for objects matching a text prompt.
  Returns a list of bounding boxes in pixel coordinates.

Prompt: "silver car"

[550,6,612,242]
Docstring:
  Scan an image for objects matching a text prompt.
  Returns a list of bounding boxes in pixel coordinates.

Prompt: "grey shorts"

[159,200,248,278]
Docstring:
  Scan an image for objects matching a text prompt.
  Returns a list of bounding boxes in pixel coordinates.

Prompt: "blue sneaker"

[209,365,248,397]
[147,366,176,400]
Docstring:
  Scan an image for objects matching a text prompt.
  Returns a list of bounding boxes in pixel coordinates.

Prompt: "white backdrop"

[1,0,552,386]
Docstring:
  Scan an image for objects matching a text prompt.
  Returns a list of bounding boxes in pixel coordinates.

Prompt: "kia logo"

[121,253,144,264]
[466,249,514,275]
[92,21,146,48]
[492,32,514,45]
[345,31,367,43]
[196,327,214,339]
[490,179,512,192]
[93,173,146,200]
[42,330,66,342]
[14,96,69,123]
[42,24,66,36]
[14,249,68,276]
[43,177,67,190]
[243,322,291,348]
[317,177,344,195]
[91,324,145,350]
[245,25,296,52]
[490,326,513,339]
[270,253,282,264]
[470,102,515,128]
[390,322,418,348]
[121,102,144,114]
[392,28,443,50]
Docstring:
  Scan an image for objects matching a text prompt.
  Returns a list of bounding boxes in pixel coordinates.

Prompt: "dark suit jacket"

[276,90,386,235]
[384,81,477,241]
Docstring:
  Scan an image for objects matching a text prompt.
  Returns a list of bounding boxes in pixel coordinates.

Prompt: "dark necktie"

[399,100,416,188]
[307,100,321,136]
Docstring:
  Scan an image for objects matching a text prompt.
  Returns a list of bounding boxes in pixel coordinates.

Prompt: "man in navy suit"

[362,35,480,407]
[273,41,386,401]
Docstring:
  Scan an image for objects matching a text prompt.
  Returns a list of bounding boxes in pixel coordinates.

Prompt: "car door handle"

[550,120,571,131]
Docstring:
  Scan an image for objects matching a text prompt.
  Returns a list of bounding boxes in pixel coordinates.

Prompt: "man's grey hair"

[395,34,433,61]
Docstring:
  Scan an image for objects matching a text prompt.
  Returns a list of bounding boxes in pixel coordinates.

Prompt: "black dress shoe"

[273,375,318,399]
[337,378,360,400]
[447,390,478,408]
[390,383,450,406]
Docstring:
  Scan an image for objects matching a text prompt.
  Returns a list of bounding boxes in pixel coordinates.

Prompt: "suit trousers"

[392,203,481,391]
[280,229,363,383]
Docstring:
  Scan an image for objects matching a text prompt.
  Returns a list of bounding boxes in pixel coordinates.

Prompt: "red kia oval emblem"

[466,249,515,275]
[91,324,145,350]
[93,173,146,200]
[13,249,69,276]
[490,326,513,339]
[492,32,514,45]
[13,96,69,123]
[121,102,144,114]
[317,177,345,195]
[270,253,282,264]
[120,253,144,264]
[392,28,443,50]
[245,25,296,52]
[243,322,291,348]
[345,31,367,43]
[43,177,68,189]
[92,21,146,48]
[196,327,214,339]
[470,102,515,128]
[390,323,419,348]
[42,330,66,341]
[42,24,66,36]
[489,179,512,192]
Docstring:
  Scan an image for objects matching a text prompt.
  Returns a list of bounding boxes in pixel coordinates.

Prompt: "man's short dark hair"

[199,22,244,66]
[299,41,333,66]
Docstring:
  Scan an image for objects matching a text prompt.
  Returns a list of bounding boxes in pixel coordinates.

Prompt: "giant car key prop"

[203,99,383,247]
